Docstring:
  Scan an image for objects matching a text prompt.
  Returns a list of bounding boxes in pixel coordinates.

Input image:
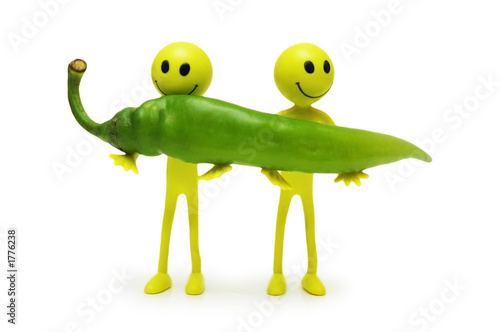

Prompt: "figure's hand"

[261,169,292,190]
[109,153,139,174]
[198,164,232,181]
[334,171,369,187]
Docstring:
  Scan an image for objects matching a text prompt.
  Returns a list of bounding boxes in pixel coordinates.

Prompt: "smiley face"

[274,43,334,107]
[151,42,213,96]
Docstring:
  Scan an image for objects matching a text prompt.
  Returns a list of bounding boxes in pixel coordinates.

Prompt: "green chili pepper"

[68,59,431,174]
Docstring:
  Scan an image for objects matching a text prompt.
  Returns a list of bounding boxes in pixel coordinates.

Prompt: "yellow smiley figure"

[267,43,368,296]
[143,42,214,295]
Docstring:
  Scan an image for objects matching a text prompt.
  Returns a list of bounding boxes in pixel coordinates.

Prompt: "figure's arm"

[198,164,232,181]
[261,169,292,190]
[320,111,369,186]
[109,153,140,174]
[334,171,369,187]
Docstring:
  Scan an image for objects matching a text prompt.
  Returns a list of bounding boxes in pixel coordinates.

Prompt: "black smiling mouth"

[187,84,198,95]
[154,81,198,96]
[296,82,331,99]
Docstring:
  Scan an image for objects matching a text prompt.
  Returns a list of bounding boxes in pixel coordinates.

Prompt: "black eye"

[179,63,190,76]
[161,60,169,74]
[304,60,314,74]
[324,60,331,73]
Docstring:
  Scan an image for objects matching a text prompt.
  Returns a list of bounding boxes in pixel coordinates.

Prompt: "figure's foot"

[301,273,326,296]
[267,273,287,296]
[144,272,172,294]
[185,272,204,295]
[334,171,369,187]
[198,164,232,181]
[261,169,292,190]
[109,153,139,174]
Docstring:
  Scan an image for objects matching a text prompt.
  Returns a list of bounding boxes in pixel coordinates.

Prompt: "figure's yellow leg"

[300,194,326,296]
[267,191,293,296]
[185,190,204,295]
[144,188,178,294]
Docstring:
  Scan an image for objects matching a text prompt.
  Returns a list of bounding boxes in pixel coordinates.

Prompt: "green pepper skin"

[68,59,431,174]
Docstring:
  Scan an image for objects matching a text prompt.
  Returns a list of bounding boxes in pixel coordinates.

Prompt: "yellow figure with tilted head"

[267,43,368,296]
[111,42,222,295]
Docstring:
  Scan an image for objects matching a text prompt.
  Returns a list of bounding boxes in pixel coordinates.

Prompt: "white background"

[1,0,500,331]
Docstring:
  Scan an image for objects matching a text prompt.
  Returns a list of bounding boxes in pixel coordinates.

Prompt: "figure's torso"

[277,105,335,194]
[278,105,335,125]
[167,157,198,194]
